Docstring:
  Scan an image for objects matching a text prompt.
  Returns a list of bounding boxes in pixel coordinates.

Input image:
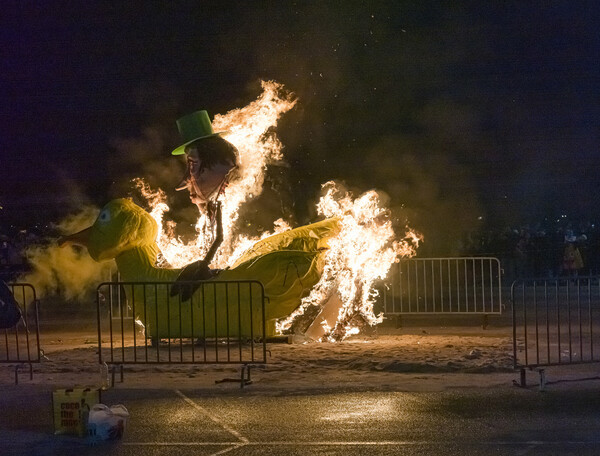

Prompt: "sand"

[1,323,522,392]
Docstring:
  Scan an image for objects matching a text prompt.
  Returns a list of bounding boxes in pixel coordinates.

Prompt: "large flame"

[277,182,421,341]
[137,80,422,340]
[138,80,296,268]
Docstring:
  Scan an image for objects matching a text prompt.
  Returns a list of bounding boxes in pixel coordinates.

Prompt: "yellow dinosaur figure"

[62,199,338,339]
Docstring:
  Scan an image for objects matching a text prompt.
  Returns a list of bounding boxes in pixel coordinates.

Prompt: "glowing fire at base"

[137,80,422,341]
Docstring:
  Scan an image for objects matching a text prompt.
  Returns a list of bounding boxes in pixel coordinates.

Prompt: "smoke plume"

[19,206,114,300]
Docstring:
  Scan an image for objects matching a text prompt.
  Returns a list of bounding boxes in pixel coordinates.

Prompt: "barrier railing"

[96,280,267,387]
[1,283,41,384]
[382,257,503,319]
[107,282,132,320]
[512,276,600,386]
[104,269,132,320]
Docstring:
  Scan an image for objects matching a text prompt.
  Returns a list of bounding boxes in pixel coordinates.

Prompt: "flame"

[136,80,422,340]
[212,81,297,266]
[276,181,422,341]
[137,80,296,268]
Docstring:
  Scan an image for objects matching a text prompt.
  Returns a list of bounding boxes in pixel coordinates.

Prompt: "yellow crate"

[52,388,100,437]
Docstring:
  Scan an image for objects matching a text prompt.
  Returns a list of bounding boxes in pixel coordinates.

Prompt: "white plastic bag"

[87,404,129,442]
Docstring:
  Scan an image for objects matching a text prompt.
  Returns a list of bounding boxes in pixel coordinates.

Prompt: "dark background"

[1,1,598,254]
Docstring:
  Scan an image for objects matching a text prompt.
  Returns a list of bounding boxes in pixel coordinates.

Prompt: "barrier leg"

[109,364,124,386]
[241,365,252,389]
[395,315,403,329]
[111,365,115,387]
[538,369,546,392]
[514,368,527,387]
[216,364,253,388]
[12,364,32,385]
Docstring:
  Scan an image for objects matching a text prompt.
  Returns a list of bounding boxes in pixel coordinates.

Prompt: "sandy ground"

[1,322,526,392]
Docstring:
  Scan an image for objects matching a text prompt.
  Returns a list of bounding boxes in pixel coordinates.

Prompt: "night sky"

[1,1,599,253]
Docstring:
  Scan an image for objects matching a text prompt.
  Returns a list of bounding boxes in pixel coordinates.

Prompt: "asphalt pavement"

[2,381,600,455]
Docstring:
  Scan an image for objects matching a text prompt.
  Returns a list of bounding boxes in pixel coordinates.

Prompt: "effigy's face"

[178,147,206,210]
[176,140,237,213]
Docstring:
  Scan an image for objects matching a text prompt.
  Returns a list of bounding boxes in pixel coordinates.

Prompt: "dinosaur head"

[60,199,158,262]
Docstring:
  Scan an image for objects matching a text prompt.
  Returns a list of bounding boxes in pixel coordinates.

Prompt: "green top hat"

[171,110,223,155]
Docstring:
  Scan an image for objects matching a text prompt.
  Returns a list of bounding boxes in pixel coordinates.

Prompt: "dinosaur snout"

[58,227,92,248]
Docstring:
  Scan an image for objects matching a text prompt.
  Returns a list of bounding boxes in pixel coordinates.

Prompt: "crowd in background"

[458,220,599,280]
[0,228,44,281]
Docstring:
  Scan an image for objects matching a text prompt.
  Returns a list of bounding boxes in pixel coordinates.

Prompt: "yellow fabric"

[231,217,340,268]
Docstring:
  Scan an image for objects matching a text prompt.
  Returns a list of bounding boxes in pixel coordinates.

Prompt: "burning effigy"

[60,197,340,339]
[59,81,421,341]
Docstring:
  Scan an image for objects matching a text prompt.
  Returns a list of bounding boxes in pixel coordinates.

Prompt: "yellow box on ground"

[52,388,100,437]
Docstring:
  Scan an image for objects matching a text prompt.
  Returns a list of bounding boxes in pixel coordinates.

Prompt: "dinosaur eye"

[98,209,111,224]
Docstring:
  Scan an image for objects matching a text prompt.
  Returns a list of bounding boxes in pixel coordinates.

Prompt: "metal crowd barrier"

[1,283,41,384]
[96,280,267,387]
[382,257,503,324]
[512,276,600,386]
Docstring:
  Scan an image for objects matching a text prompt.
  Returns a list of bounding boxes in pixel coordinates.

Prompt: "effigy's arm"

[170,203,223,299]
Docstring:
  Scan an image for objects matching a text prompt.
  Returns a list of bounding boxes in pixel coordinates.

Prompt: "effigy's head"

[61,199,158,262]
[172,110,238,213]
